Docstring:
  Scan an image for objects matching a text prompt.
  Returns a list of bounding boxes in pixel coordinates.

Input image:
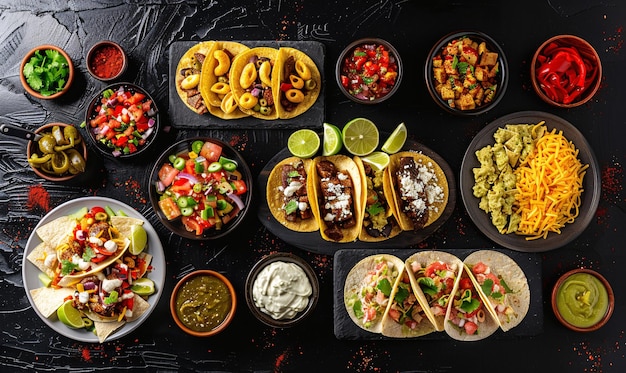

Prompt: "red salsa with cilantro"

[155,140,248,236]
[339,42,399,101]
[87,85,157,157]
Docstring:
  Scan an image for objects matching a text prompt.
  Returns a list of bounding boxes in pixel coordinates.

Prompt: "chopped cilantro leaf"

[353,300,364,319]
[377,278,393,297]
[61,260,79,276]
[23,48,70,96]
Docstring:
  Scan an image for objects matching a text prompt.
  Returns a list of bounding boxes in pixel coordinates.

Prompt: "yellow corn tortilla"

[266,157,319,232]
[307,155,363,243]
[175,41,216,115]
[26,242,57,278]
[385,151,449,231]
[274,47,321,120]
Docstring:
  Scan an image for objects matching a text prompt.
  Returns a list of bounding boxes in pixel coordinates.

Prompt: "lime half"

[131,277,156,296]
[287,129,320,158]
[130,224,148,255]
[322,123,343,156]
[342,118,379,156]
[57,300,85,329]
[360,151,390,172]
[381,122,407,154]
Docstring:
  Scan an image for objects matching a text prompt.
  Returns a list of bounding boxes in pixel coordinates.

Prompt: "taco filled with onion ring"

[175,41,216,115]
[273,47,321,119]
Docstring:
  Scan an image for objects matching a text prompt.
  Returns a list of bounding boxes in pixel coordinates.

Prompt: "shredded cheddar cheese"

[514,128,588,240]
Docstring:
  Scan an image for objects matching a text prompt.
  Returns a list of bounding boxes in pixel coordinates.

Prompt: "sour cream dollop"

[252,261,312,320]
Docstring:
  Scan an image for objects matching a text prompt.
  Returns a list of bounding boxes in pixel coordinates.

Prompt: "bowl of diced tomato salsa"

[336,38,403,104]
[84,82,160,158]
[149,137,253,240]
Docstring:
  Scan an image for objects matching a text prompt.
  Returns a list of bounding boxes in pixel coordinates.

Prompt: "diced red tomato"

[388,308,401,322]
[464,321,478,335]
[425,261,449,278]
[182,216,204,235]
[158,197,181,220]
[90,206,106,215]
[472,262,488,275]
[459,277,473,290]
[184,158,196,175]
[127,92,146,105]
[170,179,192,194]
[158,164,179,187]
[199,141,222,163]
[232,179,247,195]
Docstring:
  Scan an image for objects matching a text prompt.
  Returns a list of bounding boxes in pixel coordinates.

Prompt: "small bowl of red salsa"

[84,82,160,159]
[149,137,253,240]
[86,40,127,81]
[336,38,403,104]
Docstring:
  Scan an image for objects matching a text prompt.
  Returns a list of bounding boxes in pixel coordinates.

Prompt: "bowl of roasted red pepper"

[531,35,602,108]
[84,82,160,159]
[336,38,403,104]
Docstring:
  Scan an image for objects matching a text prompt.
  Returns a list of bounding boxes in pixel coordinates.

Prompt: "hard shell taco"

[344,254,404,334]
[175,41,216,115]
[266,156,319,232]
[200,41,250,120]
[385,151,449,232]
[307,154,362,243]
[464,250,531,332]
[443,265,500,341]
[274,47,321,120]
[229,47,280,120]
[354,156,401,242]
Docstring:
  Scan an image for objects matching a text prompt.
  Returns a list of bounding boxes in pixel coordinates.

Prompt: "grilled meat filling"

[315,160,356,241]
[280,161,313,222]
[395,157,429,231]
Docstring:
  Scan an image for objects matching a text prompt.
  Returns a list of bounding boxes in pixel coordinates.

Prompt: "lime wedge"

[129,225,148,255]
[342,118,379,156]
[360,151,390,171]
[57,300,85,329]
[287,129,320,158]
[322,122,343,156]
[381,122,407,154]
[130,277,156,296]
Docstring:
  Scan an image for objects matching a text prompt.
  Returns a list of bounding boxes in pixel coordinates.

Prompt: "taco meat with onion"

[175,41,216,115]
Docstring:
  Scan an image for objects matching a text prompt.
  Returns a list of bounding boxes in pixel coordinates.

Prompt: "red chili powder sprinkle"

[81,346,92,362]
[274,351,287,372]
[27,184,50,212]
[601,163,623,202]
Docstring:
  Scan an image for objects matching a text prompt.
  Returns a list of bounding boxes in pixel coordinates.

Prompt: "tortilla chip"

[127,293,151,322]
[95,320,126,343]
[175,41,216,115]
[29,286,75,318]
[274,47,321,119]
[110,215,144,238]
[36,216,75,249]
[26,242,57,278]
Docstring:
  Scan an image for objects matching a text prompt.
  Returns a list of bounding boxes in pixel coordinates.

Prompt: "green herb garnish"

[23,49,70,96]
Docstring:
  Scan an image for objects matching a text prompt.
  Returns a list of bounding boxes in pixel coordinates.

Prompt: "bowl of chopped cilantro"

[20,44,74,99]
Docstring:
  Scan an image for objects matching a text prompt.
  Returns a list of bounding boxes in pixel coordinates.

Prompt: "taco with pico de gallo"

[266,156,319,232]
[307,154,363,243]
[273,47,321,120]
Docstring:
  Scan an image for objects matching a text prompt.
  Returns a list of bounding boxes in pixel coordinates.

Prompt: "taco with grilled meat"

[353,156,401,242]
[274,47,321,119]
[344,254,404,334]
[266,156,319,232]
[229,47,280,120]
[175,41,216,115]
[464,250,531,332]
[307,155,362,243]
[385,151,449,232]
[200,41,250,120]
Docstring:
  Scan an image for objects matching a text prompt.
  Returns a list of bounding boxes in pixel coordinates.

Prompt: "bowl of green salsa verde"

[551,268,614,332]
[170,269,236,337]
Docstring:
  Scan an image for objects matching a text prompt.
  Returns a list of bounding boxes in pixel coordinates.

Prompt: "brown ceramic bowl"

[551,268,614,332]
[86,40,128,81]
[170,270,237,337]
[26,122,88,182]
[335,38,403,104]
[245,252,319,328]
[20,45,74,99]
[531,35,602,108]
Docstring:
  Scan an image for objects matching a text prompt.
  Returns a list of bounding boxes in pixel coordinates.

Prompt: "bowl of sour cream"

[245,252,319,328]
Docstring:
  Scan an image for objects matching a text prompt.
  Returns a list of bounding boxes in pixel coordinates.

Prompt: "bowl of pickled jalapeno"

[26,122,88,182]
[149,137,253,240]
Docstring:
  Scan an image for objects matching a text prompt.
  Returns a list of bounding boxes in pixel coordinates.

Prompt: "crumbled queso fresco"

[323,172,352,222]
[398,158,445,215]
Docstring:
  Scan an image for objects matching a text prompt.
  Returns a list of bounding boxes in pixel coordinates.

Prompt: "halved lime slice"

[381,122,407,154]
[322,122,343,156]
[287,129,320,158]
[342,118,379,156]
[130,224,148,255]
[360,151,390,171]
[57,300,85,329]
[130,277,156,296]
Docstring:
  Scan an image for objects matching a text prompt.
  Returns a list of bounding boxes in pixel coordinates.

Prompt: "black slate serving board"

[333,248,543,340]
[168,40,325,129]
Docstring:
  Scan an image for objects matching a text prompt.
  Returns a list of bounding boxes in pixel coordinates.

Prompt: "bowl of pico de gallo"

[148,137,253,240]
[84,82,160,159]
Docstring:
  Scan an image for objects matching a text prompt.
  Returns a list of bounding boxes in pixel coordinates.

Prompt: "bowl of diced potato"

[424,31,508,115]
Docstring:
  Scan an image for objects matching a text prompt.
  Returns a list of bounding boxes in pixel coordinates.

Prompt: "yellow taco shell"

[274,47,321,120]
[175,41,216,115]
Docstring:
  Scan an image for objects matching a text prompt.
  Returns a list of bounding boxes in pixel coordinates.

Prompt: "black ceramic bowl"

[148,137,253,240]
[425,31,508,115]
[335,38,403,104]
[245,252,319,328]
[84,82,160,159]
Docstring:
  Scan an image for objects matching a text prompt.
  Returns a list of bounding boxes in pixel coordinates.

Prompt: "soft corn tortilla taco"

[274,47,321,120]
[175,41,216,115]
[200,41,250,119]
[266,156,319,232]
[344,254,404,334]
[230,47,280,120]
[385,151,449,231]
[464,250,530,332]
[307,155,362,243]
[354,156,401,242]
